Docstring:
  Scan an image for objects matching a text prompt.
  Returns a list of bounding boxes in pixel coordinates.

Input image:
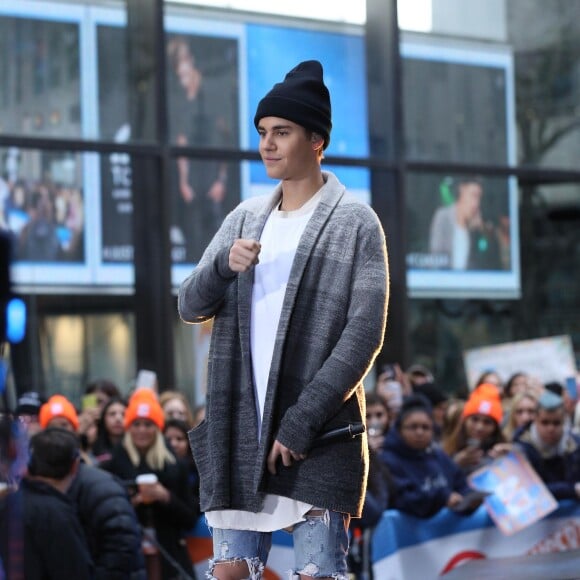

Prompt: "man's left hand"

[267,439,306,475]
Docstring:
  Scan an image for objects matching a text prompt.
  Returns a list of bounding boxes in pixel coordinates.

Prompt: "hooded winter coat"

[68,462,146,580]
[380,428,470,518]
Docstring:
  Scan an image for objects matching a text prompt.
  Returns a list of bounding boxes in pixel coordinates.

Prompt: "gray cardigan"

[178,171,389,517]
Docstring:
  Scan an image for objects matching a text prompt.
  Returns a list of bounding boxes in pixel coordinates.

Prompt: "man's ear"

[311,134,324,150]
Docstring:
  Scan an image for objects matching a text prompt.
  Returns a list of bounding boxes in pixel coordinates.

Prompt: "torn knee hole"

[297,562,320,577]
[209,556,265,580]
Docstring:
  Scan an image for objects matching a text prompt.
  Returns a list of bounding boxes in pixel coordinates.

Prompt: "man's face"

[535,409,565,447]
[456,182,483,223]
[257,117,319,181]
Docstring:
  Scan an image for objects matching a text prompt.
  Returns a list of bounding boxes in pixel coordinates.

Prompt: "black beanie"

[254,60,332,149]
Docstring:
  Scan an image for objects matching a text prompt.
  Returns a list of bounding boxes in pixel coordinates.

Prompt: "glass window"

[409,180,580,393]
[1,146,139,289]
[39,312,135,405]
[405,171,519,299]
[0,8,81,137]
[402,47,512,165]
[400,0,580,170]
[2,147,85,268]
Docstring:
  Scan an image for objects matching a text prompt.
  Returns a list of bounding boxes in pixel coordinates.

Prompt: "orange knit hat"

[124,388,164,430]
[39,394,80,431]
[462,383,503,425]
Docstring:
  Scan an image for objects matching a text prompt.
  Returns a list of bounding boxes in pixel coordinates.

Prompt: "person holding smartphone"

[442,383,511,474]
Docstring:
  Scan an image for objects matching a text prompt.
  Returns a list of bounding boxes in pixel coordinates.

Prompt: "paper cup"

[136,473,158,503]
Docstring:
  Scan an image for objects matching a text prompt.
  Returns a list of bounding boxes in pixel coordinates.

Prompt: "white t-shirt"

[206,191,322,532]
[452,222,469,269]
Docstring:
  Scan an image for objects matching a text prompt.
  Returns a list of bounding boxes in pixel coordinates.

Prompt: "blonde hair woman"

[102,388,197,579]
[503,391,538,442]
[159,390,195,428]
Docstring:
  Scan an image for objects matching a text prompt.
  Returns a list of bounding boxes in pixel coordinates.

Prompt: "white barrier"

[185,502,580,579]
[372,501,580,579]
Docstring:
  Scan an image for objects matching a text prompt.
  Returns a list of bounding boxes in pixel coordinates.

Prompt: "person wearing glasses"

[514,390,580,501]
[379,395,475,518]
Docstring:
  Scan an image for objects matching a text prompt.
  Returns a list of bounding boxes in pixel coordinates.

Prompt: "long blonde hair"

[503,391,538,441]
[123,430,176,471]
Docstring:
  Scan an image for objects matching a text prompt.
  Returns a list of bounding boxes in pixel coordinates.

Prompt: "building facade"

[0,0,579,405]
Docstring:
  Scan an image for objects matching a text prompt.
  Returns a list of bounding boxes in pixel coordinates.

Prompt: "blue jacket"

[379,428,470,518]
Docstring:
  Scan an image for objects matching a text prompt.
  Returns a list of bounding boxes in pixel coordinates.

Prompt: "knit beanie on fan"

[254,60,332,149]
[124,388,165,430]
[39,394,79,430]
[462,383,503,425]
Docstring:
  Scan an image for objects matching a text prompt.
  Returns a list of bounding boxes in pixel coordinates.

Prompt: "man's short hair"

[27,428,79,480]
[455,175,483,193]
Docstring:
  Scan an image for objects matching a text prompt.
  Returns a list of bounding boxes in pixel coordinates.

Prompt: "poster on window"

[96,20,242,276]
[0,147,90,286]
[0,6,91,287]
[402,41,520,299]
[0,10,81,139]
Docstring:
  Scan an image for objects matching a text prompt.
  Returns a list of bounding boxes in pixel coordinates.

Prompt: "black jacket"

[68,462,146,580]
[1,478,93,580]
[102,446,197,579]
[515,424,580,500]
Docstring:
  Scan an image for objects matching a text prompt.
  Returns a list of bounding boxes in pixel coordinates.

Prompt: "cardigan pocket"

[187,420,210,482]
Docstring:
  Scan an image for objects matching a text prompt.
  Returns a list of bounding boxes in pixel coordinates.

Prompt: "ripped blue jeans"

[208,509,350,579]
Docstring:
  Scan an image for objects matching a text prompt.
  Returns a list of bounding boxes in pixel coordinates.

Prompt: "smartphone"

[136,369,158,391]
[380,364,397,381]
[81,393,98,412]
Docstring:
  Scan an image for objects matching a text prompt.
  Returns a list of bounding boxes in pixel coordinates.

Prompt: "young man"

[0,428,94,579]
[179,60,389,579]
[429,176,500,270]
[515,390,580,501]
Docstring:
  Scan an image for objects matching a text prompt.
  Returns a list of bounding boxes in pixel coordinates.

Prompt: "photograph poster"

[402,42,520,299]
[97,24,241,268]
[1,148,85,268]
[469,450,558,536]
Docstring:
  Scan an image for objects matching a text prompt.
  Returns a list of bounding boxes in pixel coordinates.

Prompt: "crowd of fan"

[0,379,205,580]
[358,364,580,531]
[1,365,579,579]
